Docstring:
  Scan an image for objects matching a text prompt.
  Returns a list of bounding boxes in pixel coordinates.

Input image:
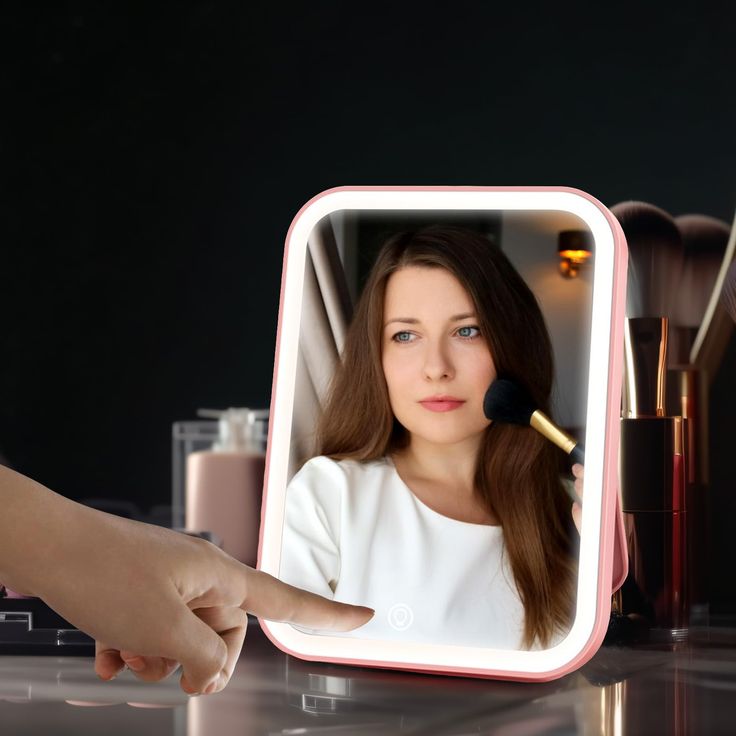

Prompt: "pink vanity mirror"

[258,187,628,681]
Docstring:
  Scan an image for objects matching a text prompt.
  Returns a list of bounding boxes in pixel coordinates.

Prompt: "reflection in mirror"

[279,210,594,651]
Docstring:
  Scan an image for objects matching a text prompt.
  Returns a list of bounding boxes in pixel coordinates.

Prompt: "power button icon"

[387,603,414,631]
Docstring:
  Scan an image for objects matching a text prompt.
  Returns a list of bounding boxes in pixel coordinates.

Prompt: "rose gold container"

[184,409,268,567]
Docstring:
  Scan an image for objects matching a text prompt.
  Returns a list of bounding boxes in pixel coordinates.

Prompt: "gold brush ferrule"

[529,411,577,454]
[673,416,683,456]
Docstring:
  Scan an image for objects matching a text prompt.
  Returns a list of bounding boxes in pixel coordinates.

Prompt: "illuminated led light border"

[260,188,615,675]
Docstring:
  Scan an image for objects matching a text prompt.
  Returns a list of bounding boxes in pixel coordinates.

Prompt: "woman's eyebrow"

[384,317,420,326]
[384,312,476,327]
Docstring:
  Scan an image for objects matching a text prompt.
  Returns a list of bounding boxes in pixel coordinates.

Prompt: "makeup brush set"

[607,204,733,640]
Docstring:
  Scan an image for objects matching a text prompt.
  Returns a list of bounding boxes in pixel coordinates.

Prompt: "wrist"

[0,465,85,598]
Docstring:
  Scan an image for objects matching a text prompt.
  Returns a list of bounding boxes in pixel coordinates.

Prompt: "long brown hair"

[317,225,577,648]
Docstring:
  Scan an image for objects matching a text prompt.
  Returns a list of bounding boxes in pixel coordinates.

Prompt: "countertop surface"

[2,620,736,735]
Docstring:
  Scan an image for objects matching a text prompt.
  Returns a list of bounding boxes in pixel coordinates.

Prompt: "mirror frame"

[258,186,628,681]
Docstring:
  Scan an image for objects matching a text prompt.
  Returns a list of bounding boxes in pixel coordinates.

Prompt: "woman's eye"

[456,325,480,339]
[392,331,416,343]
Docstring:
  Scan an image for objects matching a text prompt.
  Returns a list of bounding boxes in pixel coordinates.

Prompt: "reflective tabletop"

[2,619,736,735]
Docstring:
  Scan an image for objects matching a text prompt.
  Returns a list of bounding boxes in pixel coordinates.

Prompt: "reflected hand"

[571,463,584,534]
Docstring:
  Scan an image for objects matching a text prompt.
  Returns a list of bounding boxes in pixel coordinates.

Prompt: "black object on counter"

[0,595,95,656]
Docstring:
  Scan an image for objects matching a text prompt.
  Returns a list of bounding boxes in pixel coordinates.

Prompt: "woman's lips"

[419,399,466,412]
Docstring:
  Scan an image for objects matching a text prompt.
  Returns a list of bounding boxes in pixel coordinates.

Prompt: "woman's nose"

[422,341,454,381]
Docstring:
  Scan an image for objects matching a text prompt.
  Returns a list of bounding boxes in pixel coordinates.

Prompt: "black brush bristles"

[610,201,684,319]
[484,378,586,465]
[483,379,536,425]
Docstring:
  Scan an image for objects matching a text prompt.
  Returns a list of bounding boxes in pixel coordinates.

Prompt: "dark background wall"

[3,4,736,606]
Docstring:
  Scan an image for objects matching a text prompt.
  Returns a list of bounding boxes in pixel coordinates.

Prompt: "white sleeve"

[278,457,343,599]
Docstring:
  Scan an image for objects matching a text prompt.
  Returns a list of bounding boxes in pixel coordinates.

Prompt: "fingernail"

[125,657,145,672]
[204,681,217,695]
[181,678,199,696]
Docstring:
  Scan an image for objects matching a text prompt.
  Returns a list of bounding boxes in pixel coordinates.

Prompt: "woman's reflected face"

[381,266,496,447]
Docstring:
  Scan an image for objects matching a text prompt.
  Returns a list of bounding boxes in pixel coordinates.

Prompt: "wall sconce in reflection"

[558,230,593,278]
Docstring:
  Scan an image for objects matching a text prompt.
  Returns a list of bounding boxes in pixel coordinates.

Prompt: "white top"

[279,455,563,649]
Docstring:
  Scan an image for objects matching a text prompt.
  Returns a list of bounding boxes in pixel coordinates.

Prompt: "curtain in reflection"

[290,218,353,478]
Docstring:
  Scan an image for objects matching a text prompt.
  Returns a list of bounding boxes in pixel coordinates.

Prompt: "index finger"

[241,568,374,631]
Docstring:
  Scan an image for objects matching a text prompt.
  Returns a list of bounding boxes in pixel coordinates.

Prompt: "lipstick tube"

[667,365,710,626]
[666,366,707,485]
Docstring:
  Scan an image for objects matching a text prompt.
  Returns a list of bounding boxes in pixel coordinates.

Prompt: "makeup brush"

[669,214,731,363]
[675,215,731,328]
[610,201,684,319]
[689,209,736,379]
[483,378,585,465]
[611,202,683,413]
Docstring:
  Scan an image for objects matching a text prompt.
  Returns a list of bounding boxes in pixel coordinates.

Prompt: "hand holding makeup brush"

[0,464,374,695]
[571,463,584,534]
[483,378,585,528]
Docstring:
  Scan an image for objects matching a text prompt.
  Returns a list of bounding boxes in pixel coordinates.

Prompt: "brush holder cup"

[619,416,690,640]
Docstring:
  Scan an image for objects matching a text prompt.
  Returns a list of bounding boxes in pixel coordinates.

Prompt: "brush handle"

[570,444,585,465]
[623,317,668,417]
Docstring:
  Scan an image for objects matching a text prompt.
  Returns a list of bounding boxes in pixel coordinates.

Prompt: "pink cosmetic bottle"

[185,408,268,567]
